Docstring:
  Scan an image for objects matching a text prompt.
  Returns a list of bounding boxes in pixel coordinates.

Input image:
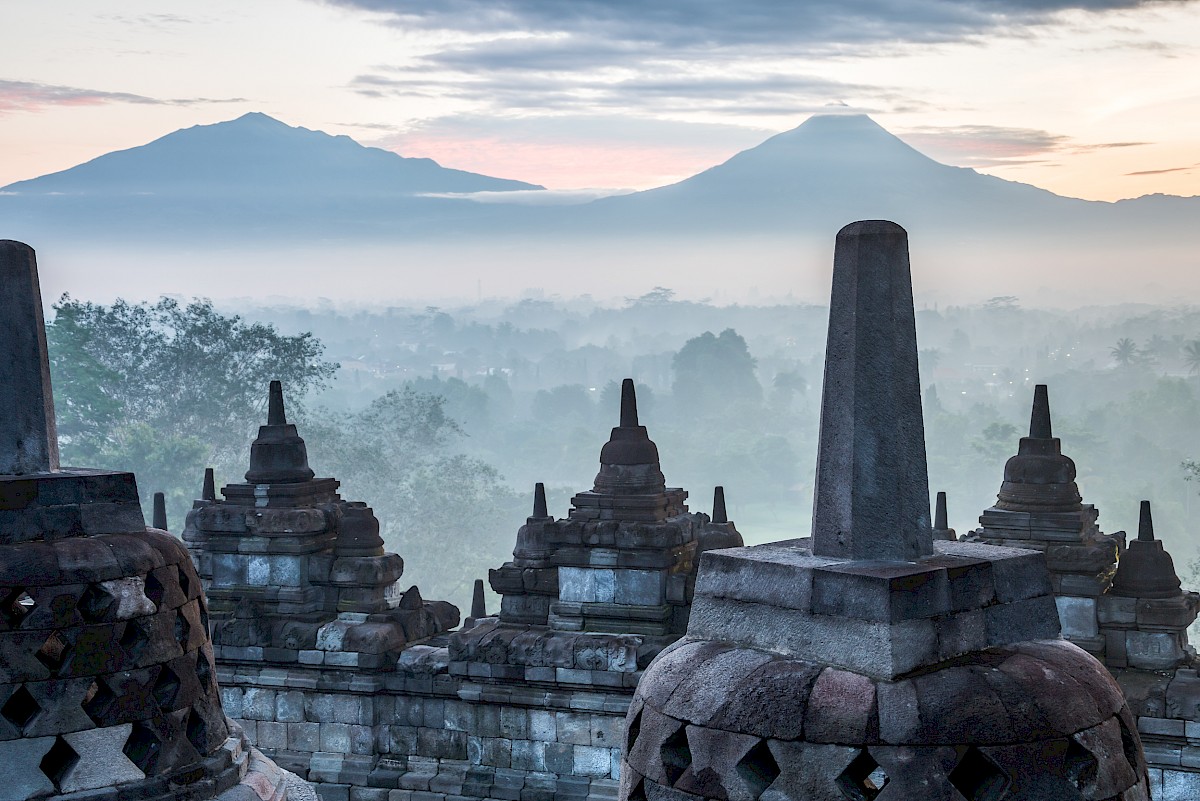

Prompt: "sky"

[1,0,1199,203]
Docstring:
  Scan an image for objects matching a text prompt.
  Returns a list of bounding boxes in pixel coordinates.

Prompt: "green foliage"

[672,328,762,417]
[1110,337,1139,368]
[302,389,521,604]
[47,295,338,523]
[531,384,595,423]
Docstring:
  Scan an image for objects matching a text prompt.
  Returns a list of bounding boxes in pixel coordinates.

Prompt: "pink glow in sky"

[1,0,1199,200]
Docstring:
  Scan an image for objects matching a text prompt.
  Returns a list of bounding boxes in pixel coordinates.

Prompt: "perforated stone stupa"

[619,222,1149,801]
[0,240,312,801]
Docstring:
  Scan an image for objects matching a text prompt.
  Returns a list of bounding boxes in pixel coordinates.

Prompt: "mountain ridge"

[2,112,543,197]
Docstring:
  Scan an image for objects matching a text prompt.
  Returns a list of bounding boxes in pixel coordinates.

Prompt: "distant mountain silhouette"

[5,113,540,197]
[2,112,1197,252]
[0,113,542,242]
[581,114,1198,236]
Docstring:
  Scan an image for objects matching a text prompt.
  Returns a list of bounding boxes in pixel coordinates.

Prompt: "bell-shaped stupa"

[619,222,1148,801]
[0,241,310,801]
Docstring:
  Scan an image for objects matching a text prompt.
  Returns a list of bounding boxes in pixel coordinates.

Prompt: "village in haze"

[4,1,1200,800]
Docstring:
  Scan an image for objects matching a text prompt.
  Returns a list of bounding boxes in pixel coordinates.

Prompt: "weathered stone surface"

[0,241,58,476]
[811,221,931,561]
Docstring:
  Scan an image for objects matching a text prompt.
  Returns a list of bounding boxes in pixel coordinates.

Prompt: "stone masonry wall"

[215,644,632,801]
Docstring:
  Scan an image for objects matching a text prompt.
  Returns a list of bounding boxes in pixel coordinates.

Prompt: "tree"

[531,384,595,423]
[303,389,520,605]
[1110,337,1138,368]
[1183,340,1200,376]
[47,295,338,521]
[672,329,762,418]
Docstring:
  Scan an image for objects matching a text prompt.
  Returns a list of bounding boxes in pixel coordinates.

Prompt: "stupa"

[0,240,311,801]
[619,222,1148,801]
[969,385,1120,655]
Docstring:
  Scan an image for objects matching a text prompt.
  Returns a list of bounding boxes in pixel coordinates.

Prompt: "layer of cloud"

[0,80,244,115]
[1126,164,1198,175]
[350,66,918,117]
[899,124,1147,167]
[419,188,636,204]
[322,0,1173,50]
[363,113,770,188]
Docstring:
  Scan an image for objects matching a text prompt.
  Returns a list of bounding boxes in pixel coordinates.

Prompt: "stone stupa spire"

[245,380,315,484]
[811,220,931,560]
[0,241,309,800]
[0,240,59,474]
[623,222,1147,801]
[1112,500,1183,598]
[932,490,956,540]
[593,378,665,495]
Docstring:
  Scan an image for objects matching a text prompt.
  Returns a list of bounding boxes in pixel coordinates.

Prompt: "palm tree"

[1183,340,1200,375]
[1110,338,1138,368]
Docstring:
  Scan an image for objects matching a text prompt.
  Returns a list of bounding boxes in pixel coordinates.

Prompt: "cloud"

[349,66,916,117]
[898,124,1148,167]
[419,188,637,204]
[0,80,245,115]
[320,0,1179,51]
[1125,164,1197,175]
[364,113,770,188]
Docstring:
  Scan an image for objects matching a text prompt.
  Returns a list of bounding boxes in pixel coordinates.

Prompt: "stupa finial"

[153,491,168,530]
[620,378,639,427]
[1030,384,1053,439]
[268,379,287,425]
[202,467,217,501]
[712,486,728,524]
[533,482,548,519]
[1138,499,1155,542]
[471,579,487,618]
[935,491,948,531]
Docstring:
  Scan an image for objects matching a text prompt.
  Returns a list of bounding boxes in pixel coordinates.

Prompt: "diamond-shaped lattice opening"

[1117,716,1142,775]
[186,707,209,753]
[123,722,162,774]
[2,685,42,731]
[177,566,192,599]
[198,601,210,636]
[195,649,213,692]
[1064,737,1099,791]
[626,709,642,752]
[40,735,80,790]
[660,726,692,787]
[120,620,151,661]
[77,584,115,623]
[36,631,69,674]
[144,572,166,610]
[950,747,1010,801]
[1,589,36,628]
[175,609,192,649]
[736,740,781,799]
[81,679,115,726]
[627,777,648,801]
[152,666,182,710]
[837,750,889,801]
